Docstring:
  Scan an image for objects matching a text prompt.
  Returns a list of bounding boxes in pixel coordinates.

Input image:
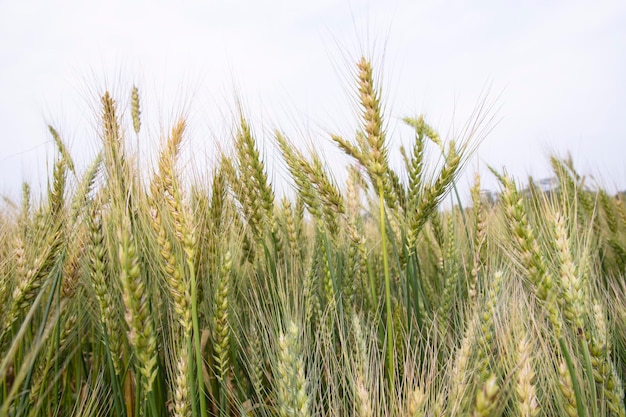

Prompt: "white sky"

[1,0,625,203]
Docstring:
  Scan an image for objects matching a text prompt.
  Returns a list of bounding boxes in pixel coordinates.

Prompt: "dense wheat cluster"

[1,58,625,417]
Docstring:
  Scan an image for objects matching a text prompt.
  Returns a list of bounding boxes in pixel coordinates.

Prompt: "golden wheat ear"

[131,85,141,135]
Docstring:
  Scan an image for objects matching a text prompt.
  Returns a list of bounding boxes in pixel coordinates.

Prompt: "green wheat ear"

[88,205,124,376]
[558,360,579,417]
[276,320,310,417]
[516,337,540,417]
[214,250,232,383]
[472,375,499,417]
[172,346,191,417]
[117,218,158,394]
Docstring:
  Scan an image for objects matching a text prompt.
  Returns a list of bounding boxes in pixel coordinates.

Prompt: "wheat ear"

[172,345,190,417]
[149,206,192,335]
[117,219,158,394]
[558,360,579,417]
[276,320,310,417]
[214,251,232,383]
[516,337,540,417]
[472,375,499,417]
[131,85,141,134]
[88,206,124,376]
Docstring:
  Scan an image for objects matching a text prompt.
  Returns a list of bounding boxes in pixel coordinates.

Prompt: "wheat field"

[0,57,625,417]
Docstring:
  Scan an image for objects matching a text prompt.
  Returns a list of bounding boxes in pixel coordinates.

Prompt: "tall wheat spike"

[234,115,275,238]
[131,85,141,135]
[100,91,128,205]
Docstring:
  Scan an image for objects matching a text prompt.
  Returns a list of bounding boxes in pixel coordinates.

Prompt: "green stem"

[148,390,159,417]
[580,336,598,417]
[103,324,126,417]
[16,264,63,415]
[189,259,208,417]
[366,258,377,310]
[379,180,395,396]
[188,340,199,417]
[135,374,143,417]
[452,183,472,253]
[220,383,227,417]
[559,337,587,417]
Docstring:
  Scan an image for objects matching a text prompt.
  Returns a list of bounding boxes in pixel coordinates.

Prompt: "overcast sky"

[1,1,625,202]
